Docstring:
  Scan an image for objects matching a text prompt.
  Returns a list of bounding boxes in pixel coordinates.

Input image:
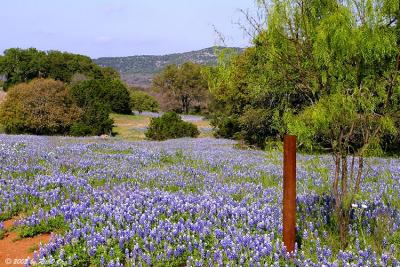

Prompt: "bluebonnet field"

[0,134,399,266]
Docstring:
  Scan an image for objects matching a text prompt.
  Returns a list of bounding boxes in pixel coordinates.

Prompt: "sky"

[1,0,256,58]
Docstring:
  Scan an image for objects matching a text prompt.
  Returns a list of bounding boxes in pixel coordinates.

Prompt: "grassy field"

[111,113,213,140]
[0,110,213,138]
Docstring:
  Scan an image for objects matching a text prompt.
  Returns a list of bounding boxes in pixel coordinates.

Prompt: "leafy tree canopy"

[209,0,400,244]
[130,90,159,113]
[70,78,131,115]
[153,62,209,114]
[0,48,111,90]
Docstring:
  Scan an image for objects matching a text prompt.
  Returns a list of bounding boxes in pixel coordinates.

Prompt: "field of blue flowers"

[0,134,399,266]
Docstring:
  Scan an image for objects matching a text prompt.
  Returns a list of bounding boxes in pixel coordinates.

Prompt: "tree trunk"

[333,154,351,247]
[181,96,186,114]
[333,153,340,210]
[341,155,348,198]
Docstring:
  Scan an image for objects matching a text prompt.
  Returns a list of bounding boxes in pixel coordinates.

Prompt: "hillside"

[94,46,244,87]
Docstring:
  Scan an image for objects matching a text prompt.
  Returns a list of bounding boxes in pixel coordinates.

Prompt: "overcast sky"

[1,0,255,58]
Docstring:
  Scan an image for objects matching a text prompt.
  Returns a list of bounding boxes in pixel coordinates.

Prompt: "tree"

[206,47,277,145]
[153,62,209,114]
[0,48,47,89]
[0,79,82,135]
[70,78,131,114]
[0,48,107,90]
[69,101,114,136]
[209,0,400,246]
[130,90,159,113]
[46,50,101,82]
[282,0,399,244]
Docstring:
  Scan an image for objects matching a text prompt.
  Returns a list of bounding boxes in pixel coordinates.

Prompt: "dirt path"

[0,218,51,266]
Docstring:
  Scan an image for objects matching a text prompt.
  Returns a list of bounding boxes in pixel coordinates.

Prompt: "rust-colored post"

[283,135,296,253]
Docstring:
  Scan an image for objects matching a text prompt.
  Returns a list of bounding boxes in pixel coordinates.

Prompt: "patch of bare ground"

[0,91,5,104]
[0,218,51,267]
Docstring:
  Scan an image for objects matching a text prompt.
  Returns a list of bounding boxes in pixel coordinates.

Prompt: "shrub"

[145,112,199,140]
[130,90,159,113]
[238,108,275,148]
[210,113,241,139]
[70,102,114,136]
[0,79,82,135]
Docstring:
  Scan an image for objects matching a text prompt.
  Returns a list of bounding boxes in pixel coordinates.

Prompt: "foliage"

[145,111,199,140]
[130,90,159,113]
[238,107,274,148]
[0,79,82,135]
[69,79,124,136]
[0,48,105,90]
[210,113,241,139]
[208,1,400,154]
[153,62,209,114]
[103,78,132,114]
[207,47,282,147]
[70,102,114,136]
[70,78,131,114]
[276,0,399,245]
[208,0,400,245]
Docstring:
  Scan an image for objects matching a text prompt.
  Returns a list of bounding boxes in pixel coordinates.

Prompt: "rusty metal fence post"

[283,135,296,253]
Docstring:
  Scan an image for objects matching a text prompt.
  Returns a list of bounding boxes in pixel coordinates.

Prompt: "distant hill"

[94,46,244,87]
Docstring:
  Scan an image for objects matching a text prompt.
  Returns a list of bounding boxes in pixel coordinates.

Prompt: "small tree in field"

[280,0,400,245]
[153,62,208,114]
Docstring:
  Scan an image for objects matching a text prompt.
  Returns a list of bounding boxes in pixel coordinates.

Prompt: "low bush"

[145,111,199,140]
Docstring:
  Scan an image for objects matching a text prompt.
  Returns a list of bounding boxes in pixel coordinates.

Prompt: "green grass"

[17,215,67,238]
[28,244,39,253]
[111,113,150,140]
[0,230,5,240]
[111,113,213,141]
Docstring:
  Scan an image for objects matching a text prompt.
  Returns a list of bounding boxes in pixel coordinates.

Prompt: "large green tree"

[0,48,47,89]
[153,62,209,114]
[0,48,104,90]
[70,78,131,115]
[209,0,400,245]
[209,0,400,151]
[282,0,400,244]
